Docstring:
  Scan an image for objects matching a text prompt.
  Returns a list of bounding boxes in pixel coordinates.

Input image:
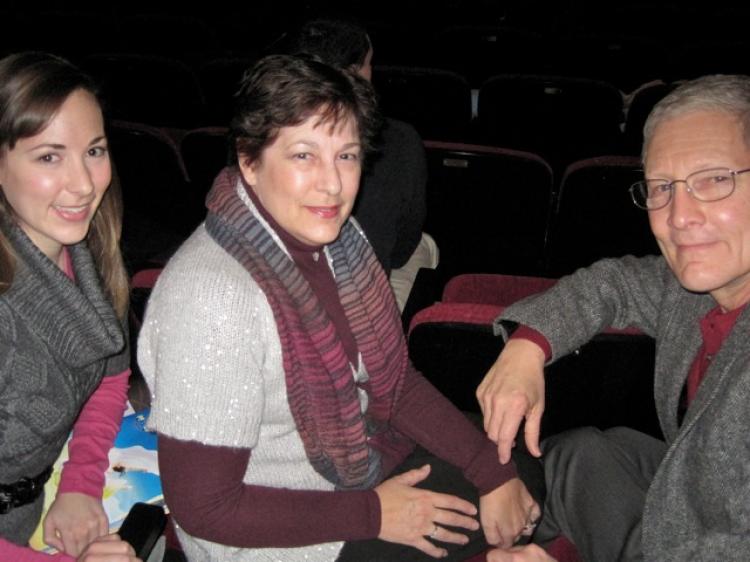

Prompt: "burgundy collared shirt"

[684,303,746,407]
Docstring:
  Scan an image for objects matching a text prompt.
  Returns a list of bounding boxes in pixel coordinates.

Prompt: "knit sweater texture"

[0,218,129,545]
[140,225,345,562]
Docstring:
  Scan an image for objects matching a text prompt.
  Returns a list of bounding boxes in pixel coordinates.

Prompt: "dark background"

[2,1,748,92]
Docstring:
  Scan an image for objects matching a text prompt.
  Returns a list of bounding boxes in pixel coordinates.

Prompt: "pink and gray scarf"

[205,167,412,489]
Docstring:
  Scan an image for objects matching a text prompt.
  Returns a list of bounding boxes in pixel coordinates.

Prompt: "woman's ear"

[0,152,7,187]
[238,155,258,186]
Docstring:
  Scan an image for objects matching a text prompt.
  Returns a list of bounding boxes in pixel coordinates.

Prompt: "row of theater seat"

[6,5,747,92]
[421,142,658,280]
[61,53,677,166]
[108,121,659,279]
[407,273,659,439]
[374,70,674,164]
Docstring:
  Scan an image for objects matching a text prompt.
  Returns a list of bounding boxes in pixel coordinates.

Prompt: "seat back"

[433,25,546,85]
[198,57,258,126]
[423,141,554,278]
[623,81,674,155]
[108,121,195,271]
[477,75,624,168]
[373,66,473,141]
[83,54,205,128]
[181,127,231,190]
[545,156,659,276]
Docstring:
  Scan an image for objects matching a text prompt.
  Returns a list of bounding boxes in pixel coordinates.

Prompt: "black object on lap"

[118,502,167,560]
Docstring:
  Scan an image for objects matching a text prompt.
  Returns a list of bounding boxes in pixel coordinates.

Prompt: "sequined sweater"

[139,217,513,562]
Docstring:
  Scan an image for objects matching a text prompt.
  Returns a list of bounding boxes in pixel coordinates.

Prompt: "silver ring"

[429,524,439,539]
[521,521,538,535]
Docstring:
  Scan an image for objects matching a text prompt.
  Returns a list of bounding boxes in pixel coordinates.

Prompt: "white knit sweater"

[138,225,343,562]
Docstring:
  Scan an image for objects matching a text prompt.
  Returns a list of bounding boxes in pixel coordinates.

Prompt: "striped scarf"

[205,167,412,489]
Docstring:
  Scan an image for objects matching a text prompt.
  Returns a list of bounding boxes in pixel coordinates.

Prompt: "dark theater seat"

[477,75,624,170]
[373,65,473,142]
[408,273,660,439]
[545,156,659,277]
[423,141,554,279]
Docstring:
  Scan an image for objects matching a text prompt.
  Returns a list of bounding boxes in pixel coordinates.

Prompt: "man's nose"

[668,182,704,228]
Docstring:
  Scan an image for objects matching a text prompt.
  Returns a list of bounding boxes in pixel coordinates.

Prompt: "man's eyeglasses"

[629,167,750,210]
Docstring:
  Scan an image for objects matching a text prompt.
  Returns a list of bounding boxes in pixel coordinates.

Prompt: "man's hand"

[476,338,546,463]
[375,464,480,558]
[479,477,541,548]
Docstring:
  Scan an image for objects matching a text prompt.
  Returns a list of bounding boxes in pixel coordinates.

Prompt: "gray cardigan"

[0,219,128,544]
[499,254,750,561]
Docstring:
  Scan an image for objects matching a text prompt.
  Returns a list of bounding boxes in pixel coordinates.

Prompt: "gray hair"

[642,74,750,161]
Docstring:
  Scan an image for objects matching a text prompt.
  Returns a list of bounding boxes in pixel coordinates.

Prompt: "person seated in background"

[138,54,543,562]
[0,52,139,562]
[283,18,439,312]
[477,74,750,561]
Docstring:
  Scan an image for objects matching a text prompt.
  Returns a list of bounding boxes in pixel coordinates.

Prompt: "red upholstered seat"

[407,273,657,561]
[442,273,557,305]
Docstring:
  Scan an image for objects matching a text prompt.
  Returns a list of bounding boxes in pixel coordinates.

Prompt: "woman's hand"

[44,492,109,556]
[487,544,557,562]
[76,534,141,562]
[374,464,480,558]
[476,339,546,463]
[479,478,540,548]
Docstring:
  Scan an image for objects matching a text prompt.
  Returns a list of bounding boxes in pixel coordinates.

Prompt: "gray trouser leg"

[533,426,667,562]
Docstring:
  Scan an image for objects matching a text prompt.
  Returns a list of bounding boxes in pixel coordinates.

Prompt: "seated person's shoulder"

[383,117,422,146]
[147,226,269,320]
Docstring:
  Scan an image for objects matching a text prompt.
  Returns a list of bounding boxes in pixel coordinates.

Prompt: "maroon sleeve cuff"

[391,367,518,495]
[158,434,381,547]
[463,439,519,496]
[510,325,552,361]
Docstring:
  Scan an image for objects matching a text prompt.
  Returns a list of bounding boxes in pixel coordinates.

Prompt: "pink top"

[0,248,130,560]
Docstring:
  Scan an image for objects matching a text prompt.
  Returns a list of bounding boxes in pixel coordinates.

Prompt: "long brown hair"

[0,52,128,318]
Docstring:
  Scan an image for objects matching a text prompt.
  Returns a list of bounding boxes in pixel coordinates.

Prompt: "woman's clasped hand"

[375,465,480,558]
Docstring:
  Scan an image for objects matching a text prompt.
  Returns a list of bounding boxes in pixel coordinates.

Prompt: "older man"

[477,74,750,561]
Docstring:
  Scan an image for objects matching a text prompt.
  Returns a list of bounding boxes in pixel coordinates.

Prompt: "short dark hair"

[230,54,380,165]
[286,18,371,71]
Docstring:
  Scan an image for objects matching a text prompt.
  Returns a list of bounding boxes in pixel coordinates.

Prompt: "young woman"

[0,52,139,562]
[139,54,542,562]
